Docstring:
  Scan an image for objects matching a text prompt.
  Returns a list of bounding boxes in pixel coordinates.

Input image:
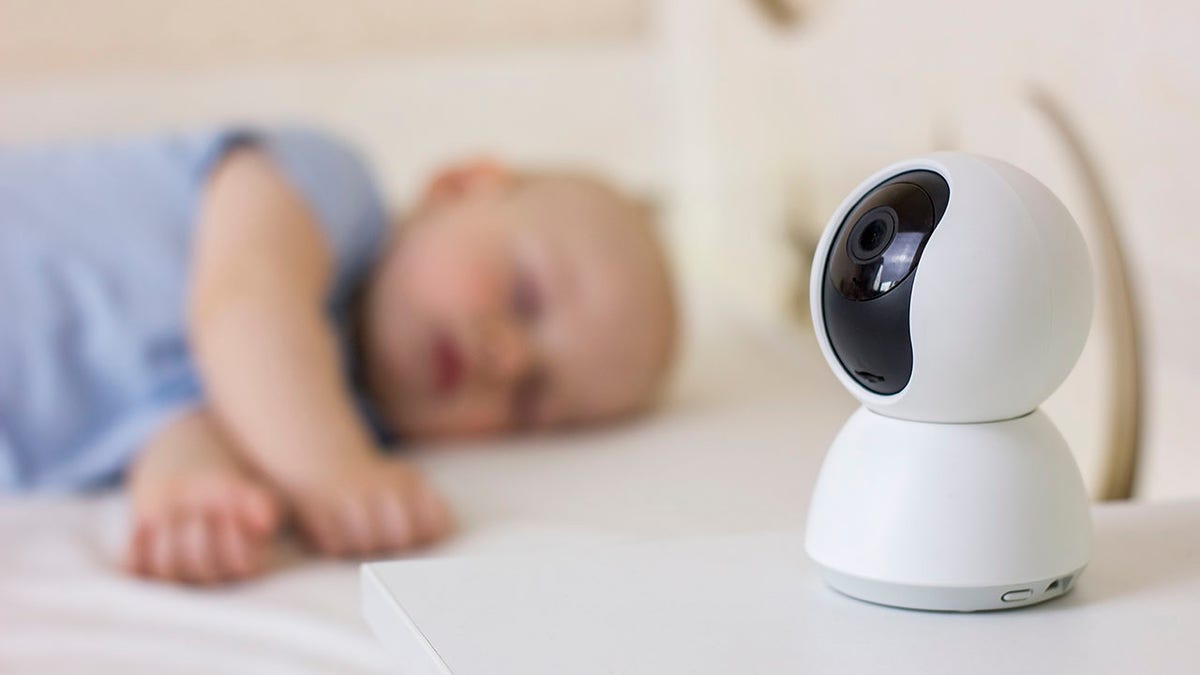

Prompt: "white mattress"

[0,311,857,673]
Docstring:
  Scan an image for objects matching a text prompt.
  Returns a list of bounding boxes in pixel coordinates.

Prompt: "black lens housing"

[821,170,950,394]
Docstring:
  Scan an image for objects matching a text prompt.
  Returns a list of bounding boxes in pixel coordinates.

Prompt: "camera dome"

[810,153,1093,423]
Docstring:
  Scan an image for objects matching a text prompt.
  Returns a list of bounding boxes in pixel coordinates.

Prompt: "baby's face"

[360,167,675,440]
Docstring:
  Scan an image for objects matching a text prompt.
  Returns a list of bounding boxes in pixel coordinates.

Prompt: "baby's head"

[358,160,677,440]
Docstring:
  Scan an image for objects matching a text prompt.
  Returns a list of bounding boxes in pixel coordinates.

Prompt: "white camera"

[806,152,1094,611]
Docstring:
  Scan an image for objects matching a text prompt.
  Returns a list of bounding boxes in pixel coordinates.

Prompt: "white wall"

[0,1,648,75]
[0,1,665,206]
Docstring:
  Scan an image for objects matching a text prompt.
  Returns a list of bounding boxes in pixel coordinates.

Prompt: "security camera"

[805,152,1093,611]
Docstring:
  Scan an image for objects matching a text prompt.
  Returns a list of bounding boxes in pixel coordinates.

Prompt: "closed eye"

[512,267,543,324]
[510,366,546,431]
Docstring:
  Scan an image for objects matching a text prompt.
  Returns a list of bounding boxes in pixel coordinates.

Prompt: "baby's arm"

[188,146,451,556]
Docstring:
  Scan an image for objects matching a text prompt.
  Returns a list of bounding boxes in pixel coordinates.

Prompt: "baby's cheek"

[405,235,509,316]
[426,262,509,319]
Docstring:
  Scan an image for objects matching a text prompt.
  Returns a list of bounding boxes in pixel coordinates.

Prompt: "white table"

[362,499,1200,675]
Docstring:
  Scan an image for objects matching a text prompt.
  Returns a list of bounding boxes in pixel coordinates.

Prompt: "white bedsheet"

[0,495,393,674]
[0,316,854,674]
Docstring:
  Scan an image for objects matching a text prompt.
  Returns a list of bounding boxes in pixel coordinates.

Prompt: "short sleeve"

[187,126,389,305]
[255,128,390,304]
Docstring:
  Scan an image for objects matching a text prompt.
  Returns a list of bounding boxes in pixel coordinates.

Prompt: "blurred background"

[2,0,1197,502]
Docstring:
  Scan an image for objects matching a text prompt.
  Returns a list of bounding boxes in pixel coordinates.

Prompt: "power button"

[1001,589,1033,602]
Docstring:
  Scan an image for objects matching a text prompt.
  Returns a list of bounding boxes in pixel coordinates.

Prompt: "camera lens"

[847,207,897,262]
[858,219,888,250]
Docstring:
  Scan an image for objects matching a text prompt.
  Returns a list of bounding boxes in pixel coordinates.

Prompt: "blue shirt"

[0,128,388,492]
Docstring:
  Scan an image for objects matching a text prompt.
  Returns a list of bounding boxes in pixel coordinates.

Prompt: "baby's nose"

[484,318,533,385]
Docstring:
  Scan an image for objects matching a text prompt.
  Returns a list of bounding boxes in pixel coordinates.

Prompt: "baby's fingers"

[340,497,377,555]
[124,521,154,576]
[175,517,220,584]
[411,481,454,545]
[297,504,350,557]
[373,491,417,553]
[146,524,179,581]
[212,513,258,579]
[127,520,187,582]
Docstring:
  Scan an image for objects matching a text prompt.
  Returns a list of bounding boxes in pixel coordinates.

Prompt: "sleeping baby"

[0,128,677,583]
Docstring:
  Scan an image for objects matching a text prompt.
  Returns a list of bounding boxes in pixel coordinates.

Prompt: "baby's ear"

[631,194,661,231]
[421,157,514,209]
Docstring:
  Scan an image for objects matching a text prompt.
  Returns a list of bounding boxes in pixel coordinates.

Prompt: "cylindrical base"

[805,407,1092,612]
[817,564,1086,612]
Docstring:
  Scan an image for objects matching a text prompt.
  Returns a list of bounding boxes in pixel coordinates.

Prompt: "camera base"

[805,407,1092,612]
[818,564,1087,612]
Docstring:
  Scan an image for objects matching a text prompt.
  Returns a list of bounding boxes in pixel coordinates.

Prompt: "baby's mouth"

[431,329,465,397]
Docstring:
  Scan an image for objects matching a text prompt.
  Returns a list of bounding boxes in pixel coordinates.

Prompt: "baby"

[0,128,677,584]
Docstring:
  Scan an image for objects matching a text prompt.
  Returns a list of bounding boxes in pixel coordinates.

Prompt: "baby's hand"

[124,410,283,585]
[286,457,454,557]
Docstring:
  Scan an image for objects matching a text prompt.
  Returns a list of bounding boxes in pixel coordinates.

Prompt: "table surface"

[362,499,1200,675]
